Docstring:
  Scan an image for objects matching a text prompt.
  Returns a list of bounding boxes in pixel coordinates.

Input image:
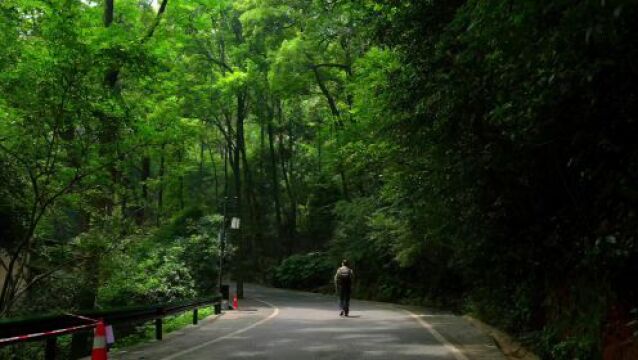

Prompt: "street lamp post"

[227,197,242,298]
[218,194,239,301]
[218,145,230,306]
[230,215,242,298]
[216,144,243,301]
[216,194,231,311]
[217,196,227,293]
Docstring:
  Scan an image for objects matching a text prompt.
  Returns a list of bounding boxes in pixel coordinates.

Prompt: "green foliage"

[268,37,314,96]
[99,210,221,306]
[98,242,197,306]
[353,0,638,357]
[176,214,223,295]
[153,207,206,244]
[1,0,637,357]
[349,47,402,123]
[297,178,340,247]
[0,157,27,250]
[272,252,333,290]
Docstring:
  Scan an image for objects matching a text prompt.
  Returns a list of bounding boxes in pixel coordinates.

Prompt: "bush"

[176,214,222,295]
[272,252,334,290]
[98,243,197,306]
[98,210,221,306]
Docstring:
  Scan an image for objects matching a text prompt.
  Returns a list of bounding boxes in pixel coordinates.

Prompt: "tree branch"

[197,39,234,73]
[311,66,341,118]
[143,0,170,41]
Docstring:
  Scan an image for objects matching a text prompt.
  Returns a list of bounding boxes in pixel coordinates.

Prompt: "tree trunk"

[157,144,165,226]
[208,146,219,202]
[233,95,243,216]
[104,0,113,26]
[278,115,296,256]
[267,118,282,239]
[140,155,151,223]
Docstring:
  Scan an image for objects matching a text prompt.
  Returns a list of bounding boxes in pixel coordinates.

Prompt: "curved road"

[111,285,504,360]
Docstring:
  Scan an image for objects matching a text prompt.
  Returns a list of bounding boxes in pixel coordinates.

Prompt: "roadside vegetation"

[1,0,637,358]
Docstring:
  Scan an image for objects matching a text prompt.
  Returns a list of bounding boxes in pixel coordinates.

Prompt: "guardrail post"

[193,308,198,325]
[45,337,57,360]
[155,318,163,340]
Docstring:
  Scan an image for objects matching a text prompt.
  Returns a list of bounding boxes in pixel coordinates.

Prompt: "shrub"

[98,243,196,306]
[272,252,334,290]
[98,211,221,306]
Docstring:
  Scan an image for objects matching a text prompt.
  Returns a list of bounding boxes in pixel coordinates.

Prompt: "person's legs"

[338,287,346,316]
[343,286,351,316]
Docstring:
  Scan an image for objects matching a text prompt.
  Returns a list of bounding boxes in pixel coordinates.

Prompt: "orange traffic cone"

[91,320,108,360]
[233,294,238,310]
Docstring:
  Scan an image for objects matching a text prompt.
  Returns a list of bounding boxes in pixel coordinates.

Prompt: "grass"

[111,306,216,350]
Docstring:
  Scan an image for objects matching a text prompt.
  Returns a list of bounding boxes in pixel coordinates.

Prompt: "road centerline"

[159,299,280,360]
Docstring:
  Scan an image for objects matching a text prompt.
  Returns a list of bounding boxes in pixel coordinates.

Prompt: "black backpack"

[336,268,352,287]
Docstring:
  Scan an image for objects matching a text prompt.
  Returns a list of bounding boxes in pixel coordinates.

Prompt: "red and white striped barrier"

[0,314,98,346]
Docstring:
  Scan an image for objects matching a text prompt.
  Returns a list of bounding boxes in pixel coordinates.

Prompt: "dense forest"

[1,0,637,358]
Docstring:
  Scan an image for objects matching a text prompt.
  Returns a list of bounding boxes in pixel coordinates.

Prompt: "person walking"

[334,259,354,317]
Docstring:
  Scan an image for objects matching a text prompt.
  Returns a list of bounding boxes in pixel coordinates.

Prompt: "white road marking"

[160,299,280,360]
[403,310,470,360]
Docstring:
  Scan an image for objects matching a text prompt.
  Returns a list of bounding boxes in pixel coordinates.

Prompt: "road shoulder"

[399,304,506,360]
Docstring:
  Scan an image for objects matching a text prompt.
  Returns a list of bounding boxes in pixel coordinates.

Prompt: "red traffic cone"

[233,294,238,310]
[92,320,108,360]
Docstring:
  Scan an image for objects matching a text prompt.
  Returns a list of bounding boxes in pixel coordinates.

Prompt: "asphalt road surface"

[110,285,504,360]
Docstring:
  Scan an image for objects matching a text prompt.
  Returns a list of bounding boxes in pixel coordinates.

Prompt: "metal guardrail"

[0,295,222,359]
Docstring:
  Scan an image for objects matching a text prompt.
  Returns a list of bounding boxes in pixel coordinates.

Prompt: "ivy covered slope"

[1,0,637,358]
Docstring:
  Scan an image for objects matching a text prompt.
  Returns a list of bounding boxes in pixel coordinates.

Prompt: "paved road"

[110,285,504,360]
